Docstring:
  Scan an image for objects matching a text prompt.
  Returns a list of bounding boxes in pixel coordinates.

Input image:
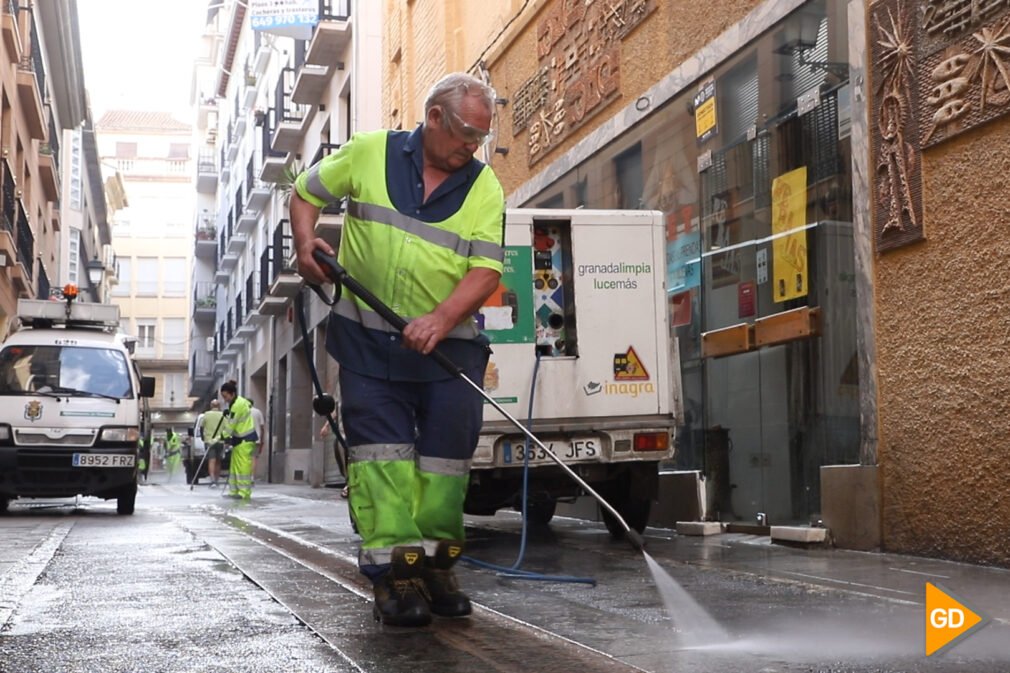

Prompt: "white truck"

[0,291,155,515]
[468,209,679,536]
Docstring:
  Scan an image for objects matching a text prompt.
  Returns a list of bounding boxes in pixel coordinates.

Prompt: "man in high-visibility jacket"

[291,72,504,627]
[201,399,227,487]
[219,381,257,500]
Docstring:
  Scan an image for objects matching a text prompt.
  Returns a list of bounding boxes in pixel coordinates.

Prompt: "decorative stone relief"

[918,10,1010,147]
[523,0,655,166]
[871,0,924,251]
[870,1,1010,251]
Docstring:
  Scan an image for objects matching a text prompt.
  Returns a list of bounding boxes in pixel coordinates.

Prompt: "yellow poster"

[771,167,808,303]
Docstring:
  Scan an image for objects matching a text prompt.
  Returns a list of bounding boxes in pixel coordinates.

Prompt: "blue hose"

[461,350,596,586]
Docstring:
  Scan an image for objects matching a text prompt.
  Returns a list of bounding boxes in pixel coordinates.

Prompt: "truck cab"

[467,209,680,536]
[0,290,156,514]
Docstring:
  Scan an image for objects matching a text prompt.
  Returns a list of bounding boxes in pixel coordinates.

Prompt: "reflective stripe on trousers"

[228,441,256,499]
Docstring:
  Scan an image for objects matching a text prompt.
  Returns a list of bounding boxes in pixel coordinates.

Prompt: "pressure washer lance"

[310,249,646,552]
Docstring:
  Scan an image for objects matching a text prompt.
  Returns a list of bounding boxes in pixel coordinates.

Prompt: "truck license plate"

[506,437,599,465]
[72,453,135,468]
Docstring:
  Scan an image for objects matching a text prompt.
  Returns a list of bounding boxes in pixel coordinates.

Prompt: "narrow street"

[2,477,1008,673]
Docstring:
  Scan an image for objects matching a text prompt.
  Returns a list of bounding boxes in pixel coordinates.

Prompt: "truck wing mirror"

[139,376,156,398]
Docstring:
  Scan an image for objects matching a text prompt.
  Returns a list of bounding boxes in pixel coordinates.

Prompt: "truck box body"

[467,209,679,533]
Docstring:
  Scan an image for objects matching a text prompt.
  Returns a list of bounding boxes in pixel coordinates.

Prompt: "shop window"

[614,143,643,210]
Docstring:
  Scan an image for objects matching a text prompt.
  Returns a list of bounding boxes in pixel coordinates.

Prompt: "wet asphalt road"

[1,477,1009,673]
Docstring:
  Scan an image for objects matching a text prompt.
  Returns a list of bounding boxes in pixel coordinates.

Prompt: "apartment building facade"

[0,0,108,336]
[97,111,195,435]
[190,0,381,486]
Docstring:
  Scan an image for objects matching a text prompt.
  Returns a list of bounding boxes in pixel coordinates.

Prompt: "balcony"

[196,148,218,193]
[192,281,217,324]
[38,149,59,202]
[235,209,257,236]
[292,64,330,104]
[194,218,217,259]
[188,350,215,397]
[252,30,270,77]
[305,0,352,66]
[268,223,301,298]
[16,67,45,141]
[261,151,289,183]
[12,200,33,296]
[0,226,15,282]
[225,231,246,256]
[257,246,288,315]
[309,142,344,239]
[270,67,310,153]
[243,80,258,112]
[2,2,20,62]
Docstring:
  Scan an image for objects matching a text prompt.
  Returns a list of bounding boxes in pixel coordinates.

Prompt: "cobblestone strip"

[0,521,73,629]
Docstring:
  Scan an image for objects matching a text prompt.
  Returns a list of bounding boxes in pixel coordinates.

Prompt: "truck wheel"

[523,497,557,526]
[117,483,137,515]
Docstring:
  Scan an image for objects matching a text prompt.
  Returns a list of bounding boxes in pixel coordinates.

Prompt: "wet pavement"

[2,474,1009,672]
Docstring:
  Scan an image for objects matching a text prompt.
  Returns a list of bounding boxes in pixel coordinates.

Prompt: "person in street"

[290,72,505,627]
[249,404,266,484]
[201,399,227,487]
[138,436,151,484]
[164,428,182,481]
[219,380,258,500]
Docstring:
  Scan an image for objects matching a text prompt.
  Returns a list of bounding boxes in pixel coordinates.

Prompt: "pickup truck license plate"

[72,453,135,468]
[505,437,599,465]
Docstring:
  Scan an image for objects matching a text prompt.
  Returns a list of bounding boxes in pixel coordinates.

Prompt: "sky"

[76,0,210,121]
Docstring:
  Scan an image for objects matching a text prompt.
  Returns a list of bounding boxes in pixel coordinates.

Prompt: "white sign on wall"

[249,0,318,40]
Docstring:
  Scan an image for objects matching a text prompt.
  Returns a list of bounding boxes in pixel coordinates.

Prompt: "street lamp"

[86,256,105,302]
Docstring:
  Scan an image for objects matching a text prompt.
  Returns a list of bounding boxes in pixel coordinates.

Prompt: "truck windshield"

[0,345,134,399]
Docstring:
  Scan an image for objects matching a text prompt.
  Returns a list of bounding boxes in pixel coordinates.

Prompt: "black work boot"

[421,540,471,618]
[372,546,431,627]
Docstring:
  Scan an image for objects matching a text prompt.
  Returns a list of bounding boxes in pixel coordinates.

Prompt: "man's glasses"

[446,109,493,147]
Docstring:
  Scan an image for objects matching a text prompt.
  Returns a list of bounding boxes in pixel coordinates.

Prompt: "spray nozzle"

[625,529,646,552]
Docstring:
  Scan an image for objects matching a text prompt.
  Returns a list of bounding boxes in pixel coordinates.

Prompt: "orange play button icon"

[925,583,989,656]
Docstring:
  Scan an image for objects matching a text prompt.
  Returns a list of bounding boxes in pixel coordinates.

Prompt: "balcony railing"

[2,161,15,233]
[309,142,345,215]
[21,9,44,101]
[15,200,33,282]
[319,0,351,20]
[190,349,214,380]
[272,220,293,280]
[193,281,217,309]
[36,264,49,300]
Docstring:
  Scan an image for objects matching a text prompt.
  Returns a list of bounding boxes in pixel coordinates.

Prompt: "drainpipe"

[267,314,275,483]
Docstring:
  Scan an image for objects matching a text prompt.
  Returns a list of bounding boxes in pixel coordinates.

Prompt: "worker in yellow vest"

[291,72,504,627]
[219,380,257,500]
[164,428,182,481]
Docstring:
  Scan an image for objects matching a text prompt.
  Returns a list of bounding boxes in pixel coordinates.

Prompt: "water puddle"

[642,551,729,647]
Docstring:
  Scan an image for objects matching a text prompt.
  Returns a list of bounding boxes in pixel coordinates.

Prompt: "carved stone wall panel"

[525,0,656,166]
[919,0,1010,54]
[871,0,925,252]
[917,10,1010,147]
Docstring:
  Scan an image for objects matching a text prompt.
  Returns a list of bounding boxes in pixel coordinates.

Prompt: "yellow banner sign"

[771,167,808,303]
